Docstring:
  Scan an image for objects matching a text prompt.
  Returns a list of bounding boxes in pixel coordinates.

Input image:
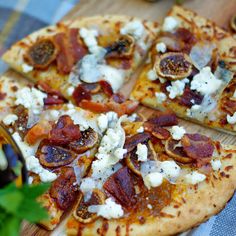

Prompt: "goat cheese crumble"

[170,126,186,140]
[185,171,206,185]
[156,42,167,53]
[166,78,189,99]
[155,92,167,103]
[3,114,18,126]
[162,16,179,32]
[136,143,148,162]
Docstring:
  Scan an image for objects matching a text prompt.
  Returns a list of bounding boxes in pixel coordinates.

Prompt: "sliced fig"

[73,189,105,223]
[126,141,157,176]
[69,128,98,154]
[82,83,101,94]
[24,38,58,69]
[105,35,134,58]
[165,138,193,163]
[37,141,77,168]
[154,52,192,80]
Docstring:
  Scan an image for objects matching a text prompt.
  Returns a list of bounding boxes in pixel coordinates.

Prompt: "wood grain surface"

[20,0,236,235]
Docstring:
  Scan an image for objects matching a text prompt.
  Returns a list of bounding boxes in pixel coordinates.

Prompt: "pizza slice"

[131,6,236,134]
[65,110,236,235]
[2,15,159,113]
[0,72,106,230]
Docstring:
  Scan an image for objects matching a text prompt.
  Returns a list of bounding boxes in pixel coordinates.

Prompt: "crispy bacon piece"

[103,167,136,209]
[0,92,6,100]
[25,121,51,145]
[50,167,78,210]
[72,85,92,106]
[179,86,203,107]
[144,122,170,140]
[181,134,214,162]
[24,38,58,69]
[79,100,139,116]
[69,28,87,62]
[99,80,113,97]
[49,115,81,145]
[147,111,178,127]
[124,133,150,152]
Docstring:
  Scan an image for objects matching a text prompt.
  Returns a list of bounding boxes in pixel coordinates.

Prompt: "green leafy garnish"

[0,183,50,236]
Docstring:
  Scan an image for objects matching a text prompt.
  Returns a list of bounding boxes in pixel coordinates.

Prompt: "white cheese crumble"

[22,63,33,73]
[185,171,206,185]
[136,143,148,162]
[160,161,181,181]
[67,86,75,96]
[3,114,18,125]
[166,78,189,99]
[162,16,179,32]
[210,159,222,171]
[190,67,222,95]
[155,92,167,103]
[147,69,157,81]
[136,126,144,133]
[233,89,236,98]
[170,126,186,140]
[120,20,144,40]
[227,112,236,124]
[147,204,153,209]
[156,42,167,53]
[88,198,124,219]
[143,172,163,189]
[15,87,47,114]
[97,114,108,133]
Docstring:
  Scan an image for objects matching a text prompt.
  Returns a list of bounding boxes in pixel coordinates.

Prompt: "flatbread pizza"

[2,15,159,113]
[131,6,236,134]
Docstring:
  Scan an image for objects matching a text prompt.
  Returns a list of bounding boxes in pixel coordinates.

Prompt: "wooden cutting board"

[21,0,236,235]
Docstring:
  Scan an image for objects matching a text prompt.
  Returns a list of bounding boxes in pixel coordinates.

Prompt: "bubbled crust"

[66,145,236,236]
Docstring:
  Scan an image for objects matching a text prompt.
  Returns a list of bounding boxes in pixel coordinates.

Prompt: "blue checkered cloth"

[0,1,235,235]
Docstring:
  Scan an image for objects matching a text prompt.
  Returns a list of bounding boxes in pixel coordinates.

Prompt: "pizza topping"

[37,143,77,168]
[143,172,163,189]
[49,115,81,145]
[106,35,134,58]
[50,167,78,210]
[170,125,186,140]
[155,52,192,80]
[69,128,98,154]
[179,86,203,107]
[73,190,105,223]
[147,111,178,127]
[120,20,145,40]
[155,92,167,103]
[136,126,144,133]
[147,69,158,81]
[155,42,167,53]
[24,38,58,69]
[72,84,92,106]
[190,67,222,95]
[227,112,236,124]
[181,134,214,161]
[166,78,189,99]
[165,138,192,163]
[162,16,179,32]
[210,159,222,171]
[103,167,136,209]
[15,87,47,115]
[124,133,150,152]
[2,114,18,126]
[22,63,33,73]
[144,122,170,140]
[136,143,148,162]
[88,197,124,219]
[185,171,206,185]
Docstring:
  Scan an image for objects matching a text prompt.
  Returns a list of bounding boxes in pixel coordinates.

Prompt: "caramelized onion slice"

[37,141,77,168]
[24,38,58,69]
[165,138,193,163]
[69,128,98,154]
[105,35,135,58]
[73,189,105,223]
[154,52,192,80]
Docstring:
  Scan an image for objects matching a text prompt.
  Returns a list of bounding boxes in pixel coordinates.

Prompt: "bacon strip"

[99,80,113,97]
[124,133,150,152]
[144,122,170,140]
[103,167,136,209]
[147,111,178,127]
[72,85,92,106]
[49,115,81,145]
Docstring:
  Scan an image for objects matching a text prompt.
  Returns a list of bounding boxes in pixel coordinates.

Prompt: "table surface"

[21,0,236,235]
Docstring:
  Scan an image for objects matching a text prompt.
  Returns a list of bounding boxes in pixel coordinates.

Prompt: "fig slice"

[105,35,135,58]
[154,52,192,80]
[37,140,78,168]
[24,38,58,69]
[126,141,157,176]
[69,128,99,154]
[73,189,105,223]
[165,138,193,164]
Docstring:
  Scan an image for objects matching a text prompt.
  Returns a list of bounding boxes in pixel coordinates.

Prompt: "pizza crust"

[66,145,236,236]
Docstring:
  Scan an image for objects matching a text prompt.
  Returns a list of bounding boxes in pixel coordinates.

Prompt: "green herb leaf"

[0,213,21,236]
